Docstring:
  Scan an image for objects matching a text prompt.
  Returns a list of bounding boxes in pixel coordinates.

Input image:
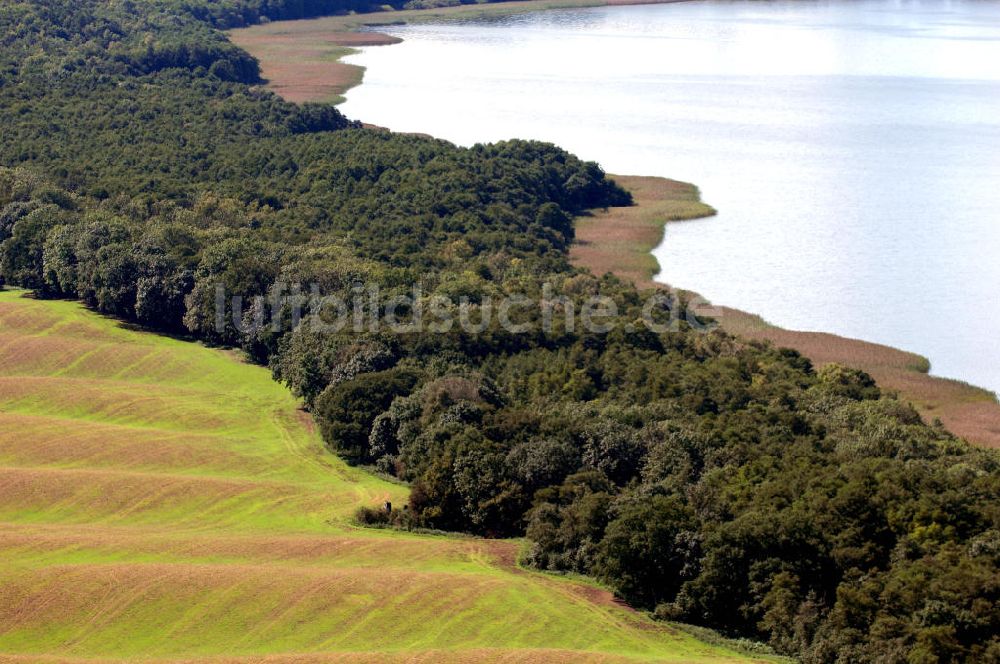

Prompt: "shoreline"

[584,176,1000,448]
[228,0,692,104]
[229,4,1000,448]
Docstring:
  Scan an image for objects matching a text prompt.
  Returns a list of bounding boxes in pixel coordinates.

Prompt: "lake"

[340,0,1000,394]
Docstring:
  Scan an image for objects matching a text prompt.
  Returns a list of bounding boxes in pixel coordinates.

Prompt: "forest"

[1,0,998,661]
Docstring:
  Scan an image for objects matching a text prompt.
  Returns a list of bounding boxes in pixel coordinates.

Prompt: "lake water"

[340,0,1000,394]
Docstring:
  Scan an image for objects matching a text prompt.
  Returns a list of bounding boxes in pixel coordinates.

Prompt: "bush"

[314,368,421,462]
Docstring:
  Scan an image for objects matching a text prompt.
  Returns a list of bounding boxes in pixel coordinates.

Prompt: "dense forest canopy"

[1,1,998,662]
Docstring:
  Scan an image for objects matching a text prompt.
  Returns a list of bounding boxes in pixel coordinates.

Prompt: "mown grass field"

[0,289,762,663]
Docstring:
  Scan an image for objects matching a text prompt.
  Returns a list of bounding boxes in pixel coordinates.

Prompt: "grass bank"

[578,177,1000,449]
[0,288,765,662]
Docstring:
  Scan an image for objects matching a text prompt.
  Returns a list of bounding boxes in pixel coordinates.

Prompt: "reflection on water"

[340,0,1000,394]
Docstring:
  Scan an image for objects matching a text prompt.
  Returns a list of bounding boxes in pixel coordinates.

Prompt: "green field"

[0,289,761,663]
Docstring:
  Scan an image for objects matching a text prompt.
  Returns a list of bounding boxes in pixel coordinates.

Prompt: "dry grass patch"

[0,650,677,663]
[0,522,492,571]
[228,29,400,104]
[0,413,274,476]
[572,176,715,290]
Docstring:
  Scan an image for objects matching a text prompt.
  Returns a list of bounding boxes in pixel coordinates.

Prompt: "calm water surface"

[341,0,1000,394]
